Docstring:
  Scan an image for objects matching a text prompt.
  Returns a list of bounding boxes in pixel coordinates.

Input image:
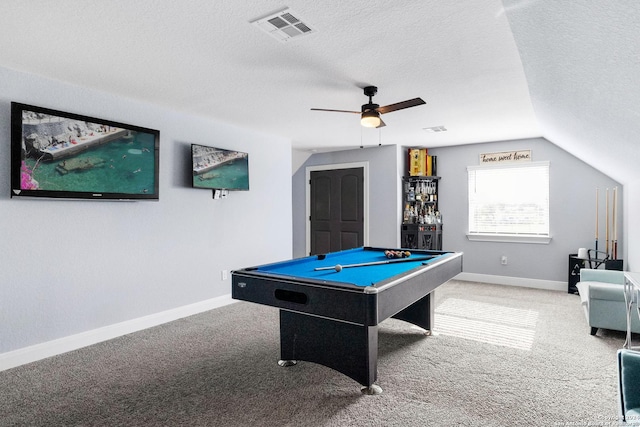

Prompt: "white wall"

[428,137,622,283]
[292,145,400,258]
[0,66,292,357]
[624,180,640,271]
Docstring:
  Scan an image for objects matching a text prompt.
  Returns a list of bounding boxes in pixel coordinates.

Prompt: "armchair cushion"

[618,349,640,423]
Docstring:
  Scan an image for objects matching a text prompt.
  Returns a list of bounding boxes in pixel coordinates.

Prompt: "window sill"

[466,234,551,244]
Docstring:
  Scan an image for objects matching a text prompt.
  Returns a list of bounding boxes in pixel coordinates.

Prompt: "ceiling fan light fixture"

[361,110,381,128]
[311,85,423,129]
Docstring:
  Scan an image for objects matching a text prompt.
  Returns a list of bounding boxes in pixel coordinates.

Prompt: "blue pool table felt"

[255,248,441,287]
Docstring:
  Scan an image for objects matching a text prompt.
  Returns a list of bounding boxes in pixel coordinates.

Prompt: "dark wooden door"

[310,167,364,255]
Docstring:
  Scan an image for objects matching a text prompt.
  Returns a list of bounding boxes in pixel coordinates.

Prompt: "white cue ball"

[335,264,343,272]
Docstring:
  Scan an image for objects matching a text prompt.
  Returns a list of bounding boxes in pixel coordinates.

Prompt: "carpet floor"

[0,280,627,426]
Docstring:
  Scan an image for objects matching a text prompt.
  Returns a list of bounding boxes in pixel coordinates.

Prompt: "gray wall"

[428,137,622,282]
[0,66,293,354]
[292,145,401,258]
[292,138,623,283]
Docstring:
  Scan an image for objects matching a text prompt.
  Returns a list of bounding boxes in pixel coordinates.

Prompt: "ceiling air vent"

[423,126,448,133]
[251,8,315,42]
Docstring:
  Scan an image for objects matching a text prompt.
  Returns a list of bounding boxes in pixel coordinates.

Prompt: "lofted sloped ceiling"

[0,1,637,183]
[503,0,640,185]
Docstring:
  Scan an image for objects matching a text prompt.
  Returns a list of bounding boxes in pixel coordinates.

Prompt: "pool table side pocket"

[232,273,376,325]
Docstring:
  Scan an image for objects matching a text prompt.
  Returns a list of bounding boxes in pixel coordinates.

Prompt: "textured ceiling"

[0,1,638,183]
[503,0,640,184]
[0,0,539,152]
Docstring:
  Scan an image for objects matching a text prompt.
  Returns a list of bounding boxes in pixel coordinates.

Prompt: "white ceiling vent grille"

[423,126,448,133]
[251,8,315,43]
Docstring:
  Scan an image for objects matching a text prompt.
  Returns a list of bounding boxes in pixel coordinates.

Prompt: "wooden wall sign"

[479,150,531,164]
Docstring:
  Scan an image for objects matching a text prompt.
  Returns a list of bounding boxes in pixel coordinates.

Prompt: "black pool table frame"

[232,248,463,394]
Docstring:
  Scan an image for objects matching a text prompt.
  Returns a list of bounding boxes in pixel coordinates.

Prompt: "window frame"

[466,161,551,244]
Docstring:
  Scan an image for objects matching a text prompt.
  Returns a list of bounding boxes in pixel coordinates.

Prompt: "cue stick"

[314,256,435,271]
[613,186,618,259]
[605,188,609,256]
[595,188,599,252]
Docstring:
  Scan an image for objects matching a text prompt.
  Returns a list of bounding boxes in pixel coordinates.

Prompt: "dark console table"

[568,253,624,294]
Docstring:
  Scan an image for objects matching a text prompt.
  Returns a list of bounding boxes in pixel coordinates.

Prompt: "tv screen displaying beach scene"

[11,102,159,200]
[191,144,249,191]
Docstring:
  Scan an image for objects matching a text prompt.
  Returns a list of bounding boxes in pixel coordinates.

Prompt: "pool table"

[231,246,463,394]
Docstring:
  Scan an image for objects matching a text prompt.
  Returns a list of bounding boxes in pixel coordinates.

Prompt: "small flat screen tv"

[191,144,249,191]
[11,102,160,201]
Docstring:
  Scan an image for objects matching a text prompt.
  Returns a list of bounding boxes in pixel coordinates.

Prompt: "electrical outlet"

[501,256,507,265]
[221,270,228,280]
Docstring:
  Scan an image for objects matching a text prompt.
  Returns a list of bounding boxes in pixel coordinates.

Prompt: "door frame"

[305,162,370,256]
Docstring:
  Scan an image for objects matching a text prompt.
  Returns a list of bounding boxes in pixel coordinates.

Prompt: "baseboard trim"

[1,275,565,372]
[0,294,236,372]
[454,272,566,292]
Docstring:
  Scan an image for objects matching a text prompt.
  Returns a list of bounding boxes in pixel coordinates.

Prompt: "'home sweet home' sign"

[479,150,531,164]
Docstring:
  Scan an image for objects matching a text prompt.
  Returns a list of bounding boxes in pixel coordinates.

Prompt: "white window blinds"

[468,161,549,236]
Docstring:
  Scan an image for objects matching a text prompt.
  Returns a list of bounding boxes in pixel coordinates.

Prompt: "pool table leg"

[278,310,380,393]
[391,292,434,333]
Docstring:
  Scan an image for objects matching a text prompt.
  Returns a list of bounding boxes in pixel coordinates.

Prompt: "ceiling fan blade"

[310,108,360,114]
[377,98,426,114]
[376,118,386,128]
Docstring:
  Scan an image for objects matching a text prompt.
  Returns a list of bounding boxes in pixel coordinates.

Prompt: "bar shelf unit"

[401,176,442,250]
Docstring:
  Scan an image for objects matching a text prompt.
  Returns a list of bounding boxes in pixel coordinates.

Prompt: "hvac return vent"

[251,8,315,42]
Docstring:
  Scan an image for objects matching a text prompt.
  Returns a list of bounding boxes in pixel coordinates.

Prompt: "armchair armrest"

[579,268,625,285]
[587,282,627,302]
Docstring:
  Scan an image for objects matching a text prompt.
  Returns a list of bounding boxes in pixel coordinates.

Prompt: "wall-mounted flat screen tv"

[11,102,160,201]
[191,144,249,191]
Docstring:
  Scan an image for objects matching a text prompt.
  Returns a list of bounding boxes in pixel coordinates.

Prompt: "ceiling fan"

[311,86,426,128]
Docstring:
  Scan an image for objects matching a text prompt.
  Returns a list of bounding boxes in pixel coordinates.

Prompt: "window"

[467,161,550,243]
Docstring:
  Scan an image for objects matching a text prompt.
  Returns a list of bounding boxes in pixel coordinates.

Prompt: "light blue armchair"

[618,349,640,423]
[576,269,640,335]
